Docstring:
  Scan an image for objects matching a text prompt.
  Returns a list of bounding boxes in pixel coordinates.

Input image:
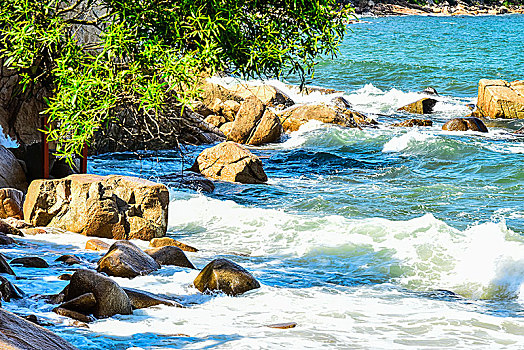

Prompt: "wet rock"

[0,234,16,245]
[58,292,97,314]
[122,287,182,309]
[85,239,110,251]
[53,307,96,323]
[149,237,199,252]
[58,274,72,281]
[62,269,132,318]
[330,96,353,110]
[23,174,169,241]
[391,119,433,127]
[267,322,297,329]
[145,246,195,269]
[476,79,524,119]
[422,87,439,96]
[190,142,268,184]
[0,276,24,301]
[0,219,23,236]
[156,172,215,193]
[0,254,15,275]
[0,188,24,220]
[11,257,49,268]
[2,217,32,229]
[0,308,78,350]
[97,240,160,278]
[228,96,283,146]
[193,258,260,296]
[398,97,437,114]
[442,117,488,132]
[514,126,524,134]
[288,85,343,96]
[55,255,82,266]
[23,314,51,326]
[0,146,28,192]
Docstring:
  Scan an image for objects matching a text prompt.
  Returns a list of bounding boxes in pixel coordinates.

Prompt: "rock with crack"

[190,142,268,184]
[476,79,524,119]
[23,174,169,240]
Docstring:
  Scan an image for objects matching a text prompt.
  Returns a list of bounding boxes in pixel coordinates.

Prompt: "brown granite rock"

[55,255,82,266]
[0,188,24,220]
[190,142,267,184]
[122,287,182,309]
[398,98,438,114]
[442,117,488,132]
[391,119,433,127]
[85,239,110,251]
[219,122,234,137]
[0,219,23,236]
[476,79,524,119]
[220,100,241,121]
[53,307,96,323]
[227,96,266,144]
[145,246,195,269]
[279,104,365,132]
[193,258,260,296]
[204,115,227,128]
[58,292,97,314]
[149,237,199,252]
[23,174,169,240]
[97,240,160,278]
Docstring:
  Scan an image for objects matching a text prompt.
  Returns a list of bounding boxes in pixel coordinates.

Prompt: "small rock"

[442,117,488,132]
[0,254,16,275]
[193,258,260,296]
[220,100,241,122]
[58,274,72,281]
[85,239,110,251]
[391,119,433,127]
[21,227,47,235]
[422,87,439,96]
[514,126,524,134]
[71,320,90,328]
[145,246,195,269]
[330,96,353,110]
[11,257,49,268]
[0,276,24,301]
[53,307,96,323]
[122,287,183,309]
[0,219,23,236]
[0,234,16,245]
[156,173,215,193]
[55,255,82,266]
[267,322,297,329]
[398,98,437,114]
[149,237,199,252]
[2,217,32,229]
[0,188,24,220]
[219,122,234,137]
[97,240,160,278]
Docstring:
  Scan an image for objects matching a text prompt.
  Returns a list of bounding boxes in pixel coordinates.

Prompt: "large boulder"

[398,97,438,114]
[0,146,27,192]
[228,96,283,145]
[23,174,169,240]
[97,240,160,278]
[442,117,488,133]
[190,142,268,184]
[278,103,369,132]
[476,79,524,119]
[145,246,195,269]
[11,257,49,268]
[0,309,78,350]
[0,188,24,220]
[61,269,132,318]
[193,258,260,296]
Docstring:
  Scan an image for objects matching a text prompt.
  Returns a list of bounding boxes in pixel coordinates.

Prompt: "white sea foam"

[382,129,435,152]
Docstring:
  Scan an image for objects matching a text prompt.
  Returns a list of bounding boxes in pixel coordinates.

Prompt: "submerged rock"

[0,188,24,220]
[149,237,199,252]
[97,240,160,278]
[0,234,16,245]
[23,174,169,241]
[0,308,78,350]
[442,117,488,132]
[398,97,437,114]
[391,119,433,127]
[122,287,182,309]
[156,172,215,193]
[145,246,196,269]
[190,142,268,184]
[476,79,524,119]
[11,257,49,268]
[61,269,132,318]
[193,258,260,296]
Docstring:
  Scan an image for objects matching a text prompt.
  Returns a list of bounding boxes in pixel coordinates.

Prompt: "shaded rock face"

[11,257,49,268]
[0,308,78,350]
[442,118,488,132]
[155,172,215,193]
[0,219,23,236]
[278,103,369,132]
[145,246,195,269]
[0,276,24,301]
[398,98,438,114]
[62,269,132,318]
[122,287,182,309]
[97,240,160,278]
[54,307,96,323]
[0,188,24,220]
[0,146,27,192]
[477,79,524,119]
[55,255,82,266]
[391,119,433,127]
[23,174,169,240]
[190,142,267,184]
[193,258,260,296]
[0,254,15,276]
[149,237,199,252]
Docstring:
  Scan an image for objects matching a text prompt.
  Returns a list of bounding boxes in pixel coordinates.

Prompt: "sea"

[1,14,524,350]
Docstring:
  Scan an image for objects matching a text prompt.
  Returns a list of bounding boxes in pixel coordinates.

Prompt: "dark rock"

[122,287,182,309]
[422,87,439,96]
[442,117,488,133]
[97,240,160,278]
[330,96,353,110]
[391,119,433,127]
[62,269,132,318]
[398,98,438,114]
[149,237,199,252]
[85,239,110,251]
[58,292,96,314]
[23,314,49,326]
[53,307,96,323]
[145,246,196,269]
[0,276,24,301]
[58,274,72,281]
[0,146,28,192]
[0,218,23,236]
[55,255,82,266]
[193,258,260,296]
[0,254,15,276]
[514,126,524,134]
[2,217,32,229]
[0,188,24,220]
[0,234,16,245]
[0,308,78,350]
[11,257,49,268]
[156,172,215,193]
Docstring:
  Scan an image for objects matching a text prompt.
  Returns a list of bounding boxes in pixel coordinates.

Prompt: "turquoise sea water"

[2,15,524,349]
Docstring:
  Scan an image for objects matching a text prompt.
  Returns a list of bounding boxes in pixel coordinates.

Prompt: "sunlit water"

[2,15,524,349]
